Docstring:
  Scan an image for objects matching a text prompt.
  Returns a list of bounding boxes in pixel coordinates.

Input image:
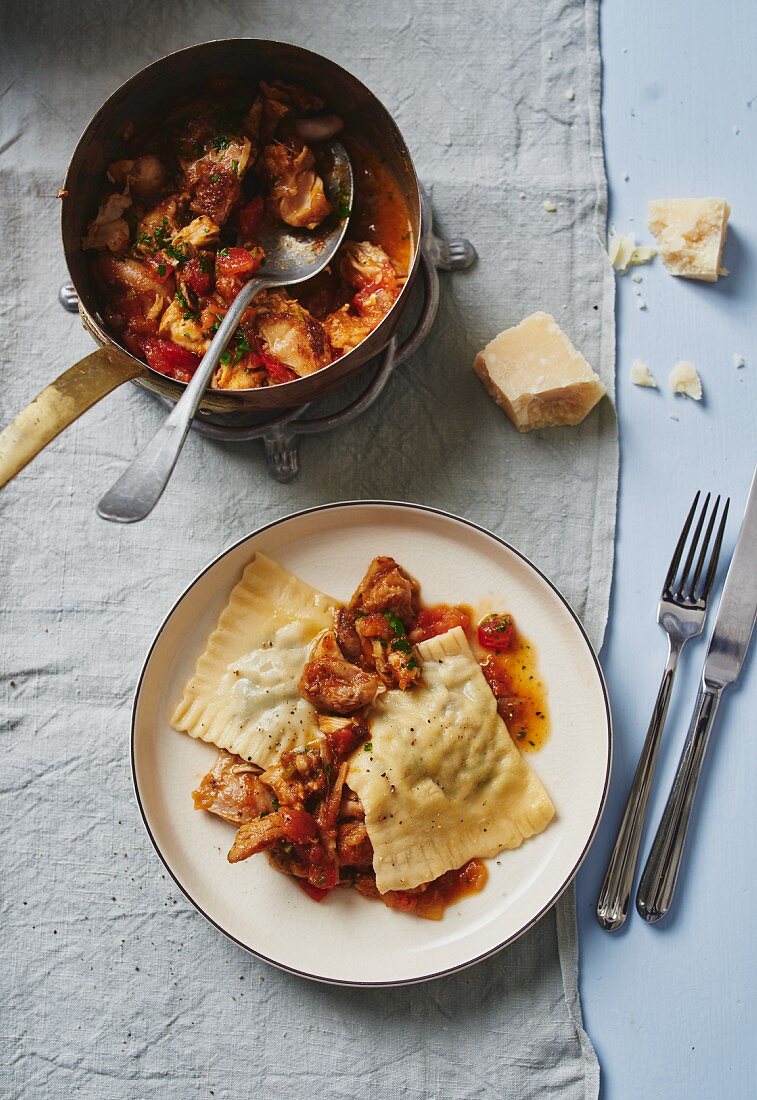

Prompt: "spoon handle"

[97,276,270,523]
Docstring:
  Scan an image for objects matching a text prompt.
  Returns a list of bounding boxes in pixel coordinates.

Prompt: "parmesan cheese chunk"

[647,198,730,282]
[349,628,555,893]
[630,359,657,388]
[669,361,703,400]
[472,311,606,431]
[608,232,656,273]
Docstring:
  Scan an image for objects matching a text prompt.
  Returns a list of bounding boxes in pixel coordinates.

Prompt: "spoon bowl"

[97,142,353,524]
[256,142,353,285]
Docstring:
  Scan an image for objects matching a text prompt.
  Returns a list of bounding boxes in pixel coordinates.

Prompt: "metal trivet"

[60,196,475,483]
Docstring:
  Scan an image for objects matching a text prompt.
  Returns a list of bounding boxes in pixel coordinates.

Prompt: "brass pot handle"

[0,346,144,491]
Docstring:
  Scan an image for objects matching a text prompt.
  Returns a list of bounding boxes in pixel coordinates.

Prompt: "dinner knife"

[637,464,757,922]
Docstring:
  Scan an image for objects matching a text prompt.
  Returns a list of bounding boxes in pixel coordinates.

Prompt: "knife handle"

[636,685,722,922]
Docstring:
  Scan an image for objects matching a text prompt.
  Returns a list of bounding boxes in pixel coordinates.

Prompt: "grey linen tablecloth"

[1,2,616,1096]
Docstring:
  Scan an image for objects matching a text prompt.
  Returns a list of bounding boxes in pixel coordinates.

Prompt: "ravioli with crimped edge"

[347,626,554,894]
[177,553,555,920]
[171,552,338,768]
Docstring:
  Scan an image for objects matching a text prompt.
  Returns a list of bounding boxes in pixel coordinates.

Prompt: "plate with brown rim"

[131,501,611,986]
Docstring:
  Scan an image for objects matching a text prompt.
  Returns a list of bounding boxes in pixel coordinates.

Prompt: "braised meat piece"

[174,104,252,227]
[259,140,332,229]
[260,743,328,809]
[192,749,274,825]
[298,630,381,715]
[299,656,380,715]
[334,607,363,663]
[81,194,132,255]
[228,807,319,863]
[251,291,334,378]
[350,556,420,627]
[336,820,374,869]
[323,242,400,354]
[338,557,423,690]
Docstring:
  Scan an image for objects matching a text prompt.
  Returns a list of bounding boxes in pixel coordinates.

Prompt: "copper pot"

[0,39,424,485]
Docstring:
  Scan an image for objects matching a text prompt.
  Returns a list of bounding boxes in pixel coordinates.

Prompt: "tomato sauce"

[411,602,550,753]
[295,136,413,320]
[414,858,489,920]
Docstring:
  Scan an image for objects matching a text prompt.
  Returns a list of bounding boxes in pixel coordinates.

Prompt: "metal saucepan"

[0,39,423,486]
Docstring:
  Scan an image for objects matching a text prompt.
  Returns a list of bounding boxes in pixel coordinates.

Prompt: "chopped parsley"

[175,286,198,321]
[384,611,406,637]
[363,742,373,753]
[156,263,167,278]
[164,242,189,264]
[392,638,412,654]
[336,186,352,220]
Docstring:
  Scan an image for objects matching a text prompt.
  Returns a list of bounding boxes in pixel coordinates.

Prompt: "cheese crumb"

[547,48,554,60]
[669,361,703,400]
[543,201,557,213]
[734,354,746,369]
[622,171,630,181]
[519,192,526,199]
[631,273,643,283]
[647,198,730,282]
[630,360,657,388]
[669,414,679,422]
[636,298,647,310]
[608,232,657,273]
[472,312,606,432]
[565,88,575,101]
[733,125,740,135]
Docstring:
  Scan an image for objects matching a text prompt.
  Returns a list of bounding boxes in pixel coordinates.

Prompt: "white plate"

[132,502,611,986]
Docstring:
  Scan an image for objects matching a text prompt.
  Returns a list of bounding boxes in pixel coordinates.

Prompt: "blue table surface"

[577,3,757,1097]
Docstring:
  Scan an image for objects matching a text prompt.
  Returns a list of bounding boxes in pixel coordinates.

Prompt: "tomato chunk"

[143,337,201,383]
[181,256,213,297]
[280,808,319,845]
[145,256,175,283]
[477,613,515,651]
[410,605,470,644]
[298,881,330,902]
[260,351,298,384]
[216,246,264,277]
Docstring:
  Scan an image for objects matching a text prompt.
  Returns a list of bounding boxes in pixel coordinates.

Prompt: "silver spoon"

[97,142,353,523]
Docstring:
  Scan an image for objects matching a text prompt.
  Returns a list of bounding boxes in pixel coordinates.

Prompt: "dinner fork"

[596,491,728,931]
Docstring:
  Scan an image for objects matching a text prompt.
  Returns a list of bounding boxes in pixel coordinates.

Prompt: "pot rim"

[61,37,422,404]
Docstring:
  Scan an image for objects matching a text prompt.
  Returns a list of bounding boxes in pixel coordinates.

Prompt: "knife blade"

[703,463,757,689]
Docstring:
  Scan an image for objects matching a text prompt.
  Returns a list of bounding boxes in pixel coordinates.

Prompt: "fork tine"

[701,497,730,602]
[676,492,711,598]
[690,495,720,598]
[663,491,700,595]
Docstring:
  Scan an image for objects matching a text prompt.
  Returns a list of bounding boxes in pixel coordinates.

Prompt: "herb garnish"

[384,611,406,637]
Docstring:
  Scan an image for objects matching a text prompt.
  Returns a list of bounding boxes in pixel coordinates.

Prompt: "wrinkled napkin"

[0,1,614,1096]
